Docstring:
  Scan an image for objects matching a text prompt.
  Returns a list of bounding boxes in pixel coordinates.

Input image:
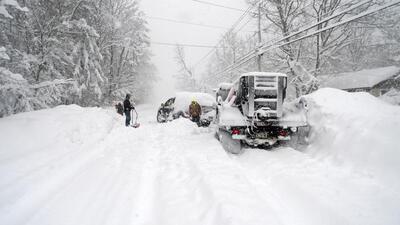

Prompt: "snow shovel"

[131,109,140,128]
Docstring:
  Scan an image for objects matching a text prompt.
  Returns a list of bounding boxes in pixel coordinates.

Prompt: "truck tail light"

[231,129,241,135]
[279,129,289,137]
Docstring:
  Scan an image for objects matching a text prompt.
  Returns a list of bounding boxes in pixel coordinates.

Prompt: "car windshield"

[218,88,230,101]
[164,98,175,106]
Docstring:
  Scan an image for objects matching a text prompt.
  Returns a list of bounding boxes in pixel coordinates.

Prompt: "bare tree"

[311,0,369,74]
[253,0,312,96]
[174,45,197,91]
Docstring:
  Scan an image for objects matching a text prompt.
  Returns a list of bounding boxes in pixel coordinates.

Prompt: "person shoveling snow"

[123,94,140,128]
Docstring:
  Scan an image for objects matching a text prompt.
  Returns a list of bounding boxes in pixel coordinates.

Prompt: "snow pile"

[0,105,115,160]
[281,99,308,126]
[173,91,215,112]
[380,88,400,105]
[1,104,399,225]
[320,66,400,90]
[304,88,400,189]
[218,104,247,126]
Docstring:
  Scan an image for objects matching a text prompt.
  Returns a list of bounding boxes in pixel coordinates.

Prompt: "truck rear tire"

[219,129,242,154]
[157,110,167,123]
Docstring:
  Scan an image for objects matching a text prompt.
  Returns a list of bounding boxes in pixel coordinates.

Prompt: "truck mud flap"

[283,126,310,149]
[219,129,242,154]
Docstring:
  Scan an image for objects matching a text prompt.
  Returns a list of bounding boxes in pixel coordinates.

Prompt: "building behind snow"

[320,66,400,97]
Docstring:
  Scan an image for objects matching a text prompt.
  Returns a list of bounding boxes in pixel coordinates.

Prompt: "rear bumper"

[232,133,290,146]
[232,135,246,140]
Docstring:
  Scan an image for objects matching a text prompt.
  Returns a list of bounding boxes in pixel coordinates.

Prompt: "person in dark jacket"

[189,100,202,126]
[116,102,124,116]
[123,94,135,126]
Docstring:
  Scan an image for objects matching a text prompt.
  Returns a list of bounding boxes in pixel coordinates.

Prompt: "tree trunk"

[108,45,114,97]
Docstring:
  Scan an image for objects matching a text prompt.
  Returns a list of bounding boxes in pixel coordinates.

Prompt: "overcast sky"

[139,0,252,101]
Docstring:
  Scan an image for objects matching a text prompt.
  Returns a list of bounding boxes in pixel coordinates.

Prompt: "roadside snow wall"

[304,88,400,189]
[380,89,400,106]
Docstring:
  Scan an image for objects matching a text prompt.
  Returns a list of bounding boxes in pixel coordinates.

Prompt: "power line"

[191,15,252,68]
[232,0,368,67]
[151,41,225,48]
[229,6,254,33]
[257,0,371,51]
[270,0,400,51]
[192,47,218,68]
[191,0,247,12]
[219,0,372,74]
[147,16,228,29]
[146,15,254,32]
[192,2,260,69]
[251,0,367,55]
[214,0,400,77]
[236,15,256,34]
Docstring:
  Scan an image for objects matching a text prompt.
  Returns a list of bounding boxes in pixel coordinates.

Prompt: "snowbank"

[380,89,400,105]
[218,104,247,126]
[304,88,400,189]
[1,103,399,225]
[320,66,400,90]
[0,105,116,160]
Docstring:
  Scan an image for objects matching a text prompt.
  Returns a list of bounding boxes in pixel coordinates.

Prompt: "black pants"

[125,110,131,126]
[191,116,200,126]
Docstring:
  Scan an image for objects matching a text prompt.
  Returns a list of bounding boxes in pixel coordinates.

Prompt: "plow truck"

[215,72,308,154]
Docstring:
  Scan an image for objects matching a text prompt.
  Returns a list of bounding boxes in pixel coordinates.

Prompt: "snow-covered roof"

[241,72,287,77]
[320,66,400,90]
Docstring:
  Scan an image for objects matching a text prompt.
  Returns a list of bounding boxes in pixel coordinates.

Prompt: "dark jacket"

[189,101,201,118]
[116,102,124,115]
[124,99,134,112]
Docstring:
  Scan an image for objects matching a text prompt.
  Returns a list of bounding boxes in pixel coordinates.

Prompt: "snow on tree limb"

[0,46,9,60]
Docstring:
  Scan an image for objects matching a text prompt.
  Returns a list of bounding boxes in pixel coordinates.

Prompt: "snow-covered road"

[1,100,399,225]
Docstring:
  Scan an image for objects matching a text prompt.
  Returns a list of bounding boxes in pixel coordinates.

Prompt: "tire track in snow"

[25,125,154,225]
[3,105,398,225]
[152,125,219,225]
[27,146,122,225]
[145,120,284,225]
[126,126,169,225]
[228,148,346,225]
[232,147,400,225]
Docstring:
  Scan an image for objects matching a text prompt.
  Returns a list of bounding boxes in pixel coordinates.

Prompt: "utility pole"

[257,2,262,71]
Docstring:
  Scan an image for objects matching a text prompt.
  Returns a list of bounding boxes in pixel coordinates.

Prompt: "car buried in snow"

[156,92,216,126]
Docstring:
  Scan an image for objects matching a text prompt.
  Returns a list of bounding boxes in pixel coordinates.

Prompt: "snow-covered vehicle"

[215,82,232,102]
[216,72,308,153]
[156,92,216,126]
